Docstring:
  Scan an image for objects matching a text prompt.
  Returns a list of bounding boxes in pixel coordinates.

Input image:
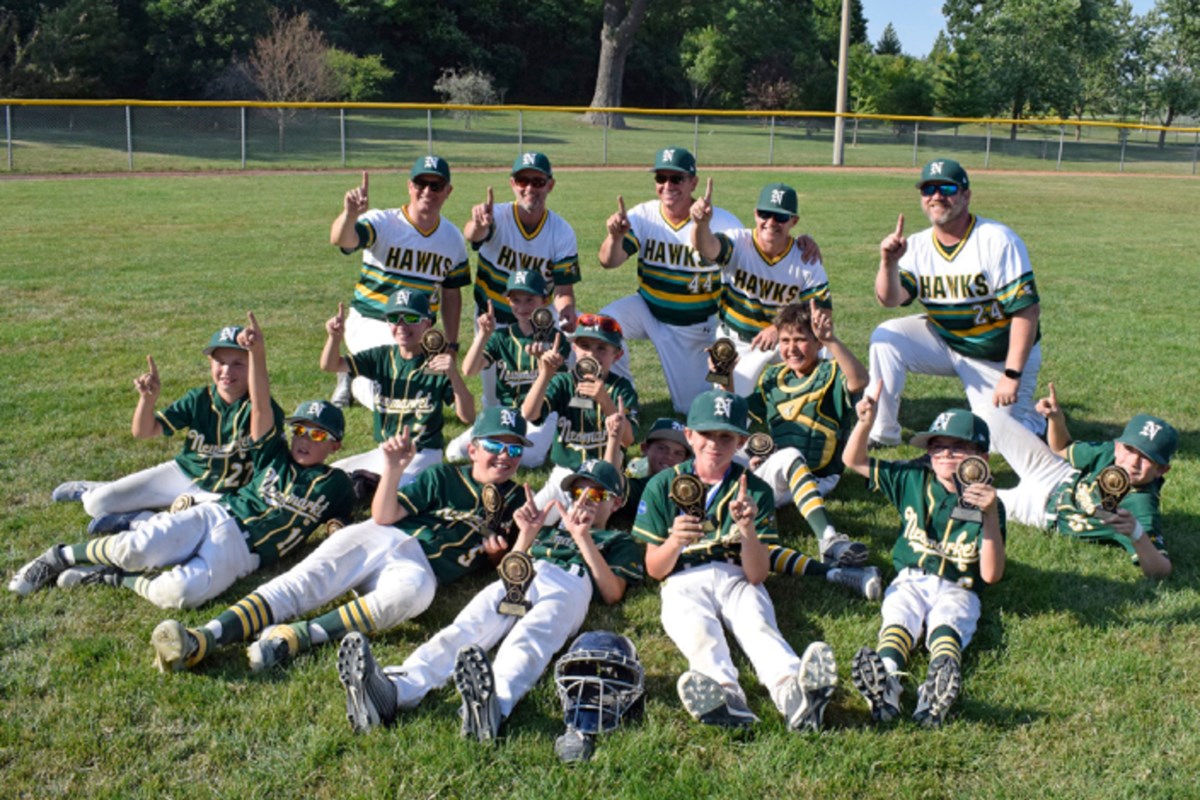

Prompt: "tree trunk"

[1009,95,1023,141]
[583,0,651,129]
[1158,106,1176,149]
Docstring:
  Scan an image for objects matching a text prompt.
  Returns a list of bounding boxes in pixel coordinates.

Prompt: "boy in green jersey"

[11,313,354,610]
[843,396,1006,727]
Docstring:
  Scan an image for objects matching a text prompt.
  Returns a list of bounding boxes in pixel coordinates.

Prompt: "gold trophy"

[169,494,194,514]
[1095,465,1132,513]
[569,356,601,410]
[706,338,737,390]
[530,307,555,345]
[479,483,505,539]
[420,328,447,371]
[497,550,535,617]
[670,473,715,533]
[950,455,991,523]
[745,432,776,460]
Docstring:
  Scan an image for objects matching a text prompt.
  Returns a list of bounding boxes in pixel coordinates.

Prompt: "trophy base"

[705,370,732,390]
[498,601,530,617]
[568,397,595,410]
[949,506,983,524]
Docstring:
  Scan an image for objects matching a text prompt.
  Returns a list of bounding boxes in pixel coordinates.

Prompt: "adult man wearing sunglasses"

[692,182,828,395]
[329,155,470,410]
[598,146,741,415]
[869,158,1044,465]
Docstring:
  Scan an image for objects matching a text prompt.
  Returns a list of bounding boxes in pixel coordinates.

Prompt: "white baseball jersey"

[347,207,470,321]
[471,202,580,325]
[714,228,831,342]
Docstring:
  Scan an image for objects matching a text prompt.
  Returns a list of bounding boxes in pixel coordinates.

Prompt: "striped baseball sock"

[205,592,275,646]
[785,459,832,536]
[767,545,829,577]
[308,597,378,645]
[928,625,963,667]
[878,624,914,672]
[67,538,122,567]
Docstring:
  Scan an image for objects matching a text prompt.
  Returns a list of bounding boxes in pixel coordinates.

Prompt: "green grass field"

[1,167,1197,798]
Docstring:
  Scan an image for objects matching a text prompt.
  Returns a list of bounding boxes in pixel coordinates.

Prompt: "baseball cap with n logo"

[1117,414,1178,465]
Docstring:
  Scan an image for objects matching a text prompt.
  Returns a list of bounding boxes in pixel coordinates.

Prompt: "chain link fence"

[4,101,1200,175]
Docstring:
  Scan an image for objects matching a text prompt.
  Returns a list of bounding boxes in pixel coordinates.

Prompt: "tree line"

[1,1,1197,144]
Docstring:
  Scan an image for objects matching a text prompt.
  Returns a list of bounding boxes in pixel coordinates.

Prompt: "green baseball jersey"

[528,525,644,591]
[347,345,454,449]
[632,460,777,573]
[221,428,355,566]
[536,371,640,470]
[608,468,650,531]
[897,215,1040,361]
[156,385,285,493]
[867,457,1007,591]
[1047,440,1166,557]
[482,324,571,408]
[395,463,523,584]
[745,360,855,477]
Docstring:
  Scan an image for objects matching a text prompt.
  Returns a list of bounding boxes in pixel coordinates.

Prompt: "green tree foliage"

[145,0,270,97]
[326,49,393,102]
[1133,0,1200,146]
[875,22,902,55]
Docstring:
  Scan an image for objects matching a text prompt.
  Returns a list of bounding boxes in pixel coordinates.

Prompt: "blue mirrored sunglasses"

[478,438,524,458]
[920,183,961,197]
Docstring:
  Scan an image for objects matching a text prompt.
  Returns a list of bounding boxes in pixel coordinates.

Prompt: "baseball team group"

[9,147,1179,762]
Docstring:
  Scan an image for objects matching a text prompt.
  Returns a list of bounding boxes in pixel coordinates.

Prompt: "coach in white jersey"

[329,156,470,409]
[463,152,581,406]
[598,147,741,414]
[869,158,1044,460]
[692,182,829,396]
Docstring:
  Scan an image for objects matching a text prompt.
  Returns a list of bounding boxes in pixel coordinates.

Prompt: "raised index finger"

[486,186,494,207]
[361,171,369,192]
[1048,381,1057,403]
[246,310,259,330]
[704,177,713,202]
[617,195,626,217]
[337,301,345,319]
[738,473,748,499]
[894,213,904,237]
[147,355,158,375]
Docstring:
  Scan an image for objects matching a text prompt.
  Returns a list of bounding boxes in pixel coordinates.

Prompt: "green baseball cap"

[917,158,970,189]
[1116,414,1178,466]
[505,269,548,297]
[385,288,434,320]
[643,417,693,457]
[650,146,697,175]
[756,182,798,216]
[204,325,246,355]
[286,400,346,441]
[473,406,533,447]
[511,151,553,177]
[569,314,623,350]
[909,409,990,451]
[561,458,626,499]
[411,154,451,183]
[686,390,750,436]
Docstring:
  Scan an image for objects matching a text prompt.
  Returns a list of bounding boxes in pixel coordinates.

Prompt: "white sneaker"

[826,566,883,601]
[819,530,869,567]
[785,641,838,732]
[677,671,758,728]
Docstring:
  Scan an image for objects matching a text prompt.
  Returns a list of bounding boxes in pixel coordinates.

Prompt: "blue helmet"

[553,630,645,736]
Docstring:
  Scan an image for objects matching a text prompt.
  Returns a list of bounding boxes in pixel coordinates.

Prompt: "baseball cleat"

[247,622,310,672]
[51,481,101,502]
[819,530,869,567]
[56,564,122,589]
[454,644,502,742]
[87,511,144,536]
[151,619,208,672]
[330,373,353,409]
[851,647,903,723]
[8,545,69,595]
[913,655,961,728]
[337,632,397,734]
[826,565,883,601]
[677,670,757,728]
[554,728,596,763]
[786,641,838,732]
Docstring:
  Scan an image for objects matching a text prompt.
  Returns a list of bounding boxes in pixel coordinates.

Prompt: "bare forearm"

[320,334,349,373]
[331,211,359,249]
[441,288,462,346]
[979,512,1005,583]
[825,336,869,394]
[598,236,628,269]
[449,369,475,424]
[645,541,681,581]
[875,262,906,307]
[1005,304,1040,373]
[691,223,720,262]
[739,531,769,584]
[843,420,872,477]
[131,398,161,439]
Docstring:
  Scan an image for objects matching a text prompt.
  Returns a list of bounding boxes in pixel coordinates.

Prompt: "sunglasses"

[928,442,975,456]
[920,183,961,198]
[654,173,687,185]
[576,313,623,334]
[756,209,792,224]
[477,438,524,458]
[412,177,447,193]
[387,313,425,325]
[571,486,614,503]
[513,175,549,189]
[291,423,333,443]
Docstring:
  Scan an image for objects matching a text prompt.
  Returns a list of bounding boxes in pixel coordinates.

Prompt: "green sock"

[878,624,914,672]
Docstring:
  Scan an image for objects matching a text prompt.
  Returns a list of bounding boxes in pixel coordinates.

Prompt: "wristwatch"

[1003,368,1022,380]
